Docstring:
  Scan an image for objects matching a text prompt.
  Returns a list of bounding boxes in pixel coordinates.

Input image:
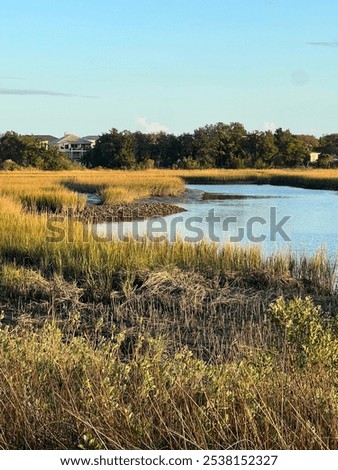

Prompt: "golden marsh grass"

[0,169,185,211]
[2,168,338,211]
[0,169,338,449]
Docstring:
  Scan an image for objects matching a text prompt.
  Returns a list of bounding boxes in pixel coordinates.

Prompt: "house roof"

[68,138,95,145]
[32,134,58,142]
[31,133,98,146]
[52,134,81,145]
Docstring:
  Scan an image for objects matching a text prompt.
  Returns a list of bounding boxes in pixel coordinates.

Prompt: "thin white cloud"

[263,121,277,132]
[136,116,170,133]
[308,41,338,48]
[0,88,97,98]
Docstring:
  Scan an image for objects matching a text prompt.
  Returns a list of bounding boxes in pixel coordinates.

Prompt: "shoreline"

[77,201,186,223]
[76,185,285,223]
[74,176,337,224]
[138,188,204,205]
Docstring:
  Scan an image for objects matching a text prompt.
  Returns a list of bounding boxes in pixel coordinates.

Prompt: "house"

[32,135,58,150]
[51,133,98,162]
[64,137,98,162]
[51,133,81,151]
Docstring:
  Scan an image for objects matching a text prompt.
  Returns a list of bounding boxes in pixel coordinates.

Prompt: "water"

[95,184,338,256]
[86,193,102,205]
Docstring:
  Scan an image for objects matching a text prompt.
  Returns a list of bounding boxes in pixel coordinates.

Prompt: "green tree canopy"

[0,132,74,170]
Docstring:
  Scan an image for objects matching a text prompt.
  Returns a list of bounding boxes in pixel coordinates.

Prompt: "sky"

[0,0,338,138]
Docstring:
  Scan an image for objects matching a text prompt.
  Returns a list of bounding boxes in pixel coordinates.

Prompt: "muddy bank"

[77,202,186,223]
[140,188,281,204]
[139,188,204,205]
[201,192,281,201]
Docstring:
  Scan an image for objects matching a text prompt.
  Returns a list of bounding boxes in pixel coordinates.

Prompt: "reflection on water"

[95,184,338,256]
[201,192,281,200]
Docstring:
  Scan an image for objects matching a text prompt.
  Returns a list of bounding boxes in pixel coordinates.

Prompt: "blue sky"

[0,0,338,137]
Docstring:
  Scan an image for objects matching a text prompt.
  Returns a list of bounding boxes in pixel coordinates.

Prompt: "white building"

[310,152,320,163]
[51,133,98,162]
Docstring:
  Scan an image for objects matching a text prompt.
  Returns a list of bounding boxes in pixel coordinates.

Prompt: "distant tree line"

[0,132,76,170]
[83,123,337,170]
[1,125,338,170]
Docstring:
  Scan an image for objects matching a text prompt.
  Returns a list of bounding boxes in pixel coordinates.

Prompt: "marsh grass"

[19,191,86,213]
[0,193,336,296]
[173,168,338,190]
[0,170,186,213]
[0,295,337,450]
[1,169,338,449]
[2,169,338,212]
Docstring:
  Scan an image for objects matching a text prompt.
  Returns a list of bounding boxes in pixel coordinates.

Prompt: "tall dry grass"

[172,168,338,190]
[3,168,338,212]
[0,169,185,210]
[0,194,335,295]
[1,169,338,449]
[0,293,337,449]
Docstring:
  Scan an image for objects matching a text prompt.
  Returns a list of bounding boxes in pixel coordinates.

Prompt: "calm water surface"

[96,184,338,256]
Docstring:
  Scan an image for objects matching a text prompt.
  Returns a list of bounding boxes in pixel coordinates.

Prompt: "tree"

[260,131,278,165]
[318,134,338,155]
[295,134,319,150]
[192,125,217,167]
[0,132,27,166]
[82,122,313,170]
[85,130,140,169]
[152,133,181,168]
[212,122,247,168]
[247,131,278,167]
[285,139,310,167]
[41,146,74,170]
[132,132,153,165]
[0,132,74,170]
[317,153,334,168]
[178,133,194,161]
[273,128,310,167]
